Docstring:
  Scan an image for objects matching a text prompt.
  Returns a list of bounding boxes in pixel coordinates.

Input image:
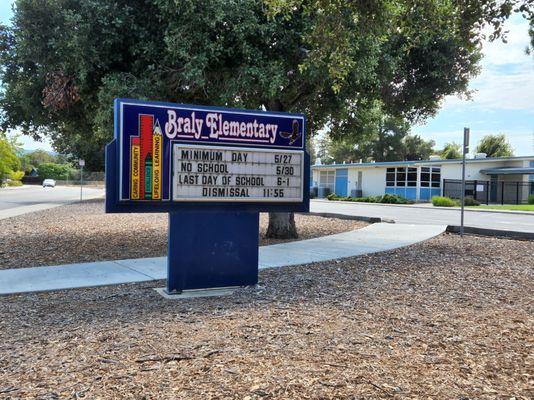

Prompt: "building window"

[386,168,395,186]
[319,170,335,191]
[420,166,440,188]
[407,167,417,187]
[431,167,441,188]
[396,168,406,186]
[421,167,430,187]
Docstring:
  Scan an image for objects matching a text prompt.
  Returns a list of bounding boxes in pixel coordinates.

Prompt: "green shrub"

[463,197,480,206]
[37,163,71,180]
[432,196,459,207]
[326,193,339,201]
[529,194,534,205]
[6,180,23,186]
[380,193,410,204]
[327,193,414,204]
[9,170,25,181]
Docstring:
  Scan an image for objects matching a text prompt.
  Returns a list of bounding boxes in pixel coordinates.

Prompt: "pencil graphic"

[139,114,153,199]
[130,137,141,200]
[144,153,153,199]
[152,120,163,200]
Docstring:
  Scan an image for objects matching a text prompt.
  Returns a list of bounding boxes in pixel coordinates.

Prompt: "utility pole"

[461,128,469,237]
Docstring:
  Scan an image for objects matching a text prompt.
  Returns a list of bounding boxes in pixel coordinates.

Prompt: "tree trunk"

[266,212,298,239]
[265,99,299,239]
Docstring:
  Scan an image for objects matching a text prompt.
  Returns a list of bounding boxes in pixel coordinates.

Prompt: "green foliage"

[6,179,23,186]
[0,133,21,180]
[326,193,340,201]
[432,196,459,207]
[528,194,534,205]
[22,149,56,166]
[327,193,411,204]
[380,193,411,204]
[9,170,25,181]
[475,134,514,157]
[37,163,71,180]
[19,149,60,174]
[2,1,531,168]
[440,142,462,159]
[322,116,435,164]
[402,134,435,161]
[463,197,480,206]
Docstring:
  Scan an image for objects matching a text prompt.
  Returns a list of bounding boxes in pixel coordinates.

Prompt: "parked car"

[42,179,56,188]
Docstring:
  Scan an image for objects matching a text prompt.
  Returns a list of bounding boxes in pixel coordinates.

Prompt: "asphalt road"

[311,199,534,233]
[0,185,104,218]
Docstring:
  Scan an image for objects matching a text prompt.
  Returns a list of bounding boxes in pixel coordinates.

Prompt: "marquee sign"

[107,98,309,213]
[172,144,303,202]
[105,98,309,294]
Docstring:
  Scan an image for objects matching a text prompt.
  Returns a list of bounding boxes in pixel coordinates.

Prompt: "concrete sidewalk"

[0,223,446,296]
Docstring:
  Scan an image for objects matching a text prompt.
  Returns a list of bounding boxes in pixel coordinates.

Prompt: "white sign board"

[476,184,484,192]
[79,159,85,167]
[172,144,303,202]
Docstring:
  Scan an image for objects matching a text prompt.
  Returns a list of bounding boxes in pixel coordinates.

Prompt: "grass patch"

[467,204,534,212]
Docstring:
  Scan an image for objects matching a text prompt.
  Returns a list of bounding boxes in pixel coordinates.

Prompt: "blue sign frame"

[105,99,310,294]
[106,98,310,214]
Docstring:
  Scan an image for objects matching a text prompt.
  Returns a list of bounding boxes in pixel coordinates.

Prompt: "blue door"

[335,169,348,196]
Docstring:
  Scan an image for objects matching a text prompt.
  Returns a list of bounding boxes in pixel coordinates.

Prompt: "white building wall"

[360,168,387,196]
[311,169,319,187]
[347,168,359,194]
[312,157,534,200]
[440,160,525,182]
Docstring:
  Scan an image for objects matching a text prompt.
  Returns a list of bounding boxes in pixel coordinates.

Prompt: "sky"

[0,3,533,155]
[414,13,534,156]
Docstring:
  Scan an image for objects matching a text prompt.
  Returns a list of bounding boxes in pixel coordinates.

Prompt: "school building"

[311,155,534,203]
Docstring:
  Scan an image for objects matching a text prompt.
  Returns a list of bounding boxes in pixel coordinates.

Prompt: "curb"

[312,199,534,216]
[306,211,532,240]
[304,212,394,224]
[446,225,534,241]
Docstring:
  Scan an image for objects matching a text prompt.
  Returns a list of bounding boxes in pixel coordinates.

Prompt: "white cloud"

[481,15,531,67]
[441,14,534,112]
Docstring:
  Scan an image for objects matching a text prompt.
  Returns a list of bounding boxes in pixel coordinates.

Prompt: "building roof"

[312,155,534,169]
[479,167,534,175]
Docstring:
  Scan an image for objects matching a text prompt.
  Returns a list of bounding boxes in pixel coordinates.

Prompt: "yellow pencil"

[152,119,163,200]
[131,137,141,200]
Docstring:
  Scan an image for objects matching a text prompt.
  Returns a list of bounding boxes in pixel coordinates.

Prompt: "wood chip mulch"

[0,199,366,270]
[0,233,532,399]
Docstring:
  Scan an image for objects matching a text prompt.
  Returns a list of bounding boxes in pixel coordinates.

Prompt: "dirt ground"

[0,233,532,399]
[0,199,366,269]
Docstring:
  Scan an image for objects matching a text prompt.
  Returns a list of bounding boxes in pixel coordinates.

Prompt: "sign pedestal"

[166,211,259,293]
[107,99,309,295]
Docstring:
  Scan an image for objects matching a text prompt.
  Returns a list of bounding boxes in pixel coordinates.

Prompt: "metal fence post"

[516,182,519,205]
[80,165,83,202]
[501,181,505,205]
[460,128,469,237]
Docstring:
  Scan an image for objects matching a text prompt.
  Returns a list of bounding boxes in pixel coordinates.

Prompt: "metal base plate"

[154,286,238,300]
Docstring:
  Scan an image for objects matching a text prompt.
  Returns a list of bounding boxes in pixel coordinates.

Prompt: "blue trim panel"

[335,169,348,196]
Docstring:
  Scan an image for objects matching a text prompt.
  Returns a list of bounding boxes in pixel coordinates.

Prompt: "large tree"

[323,118,436,164]
[0,133,20,181]
[1,0,532,237]
[440,142,462,159]
[476,134,514,157]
